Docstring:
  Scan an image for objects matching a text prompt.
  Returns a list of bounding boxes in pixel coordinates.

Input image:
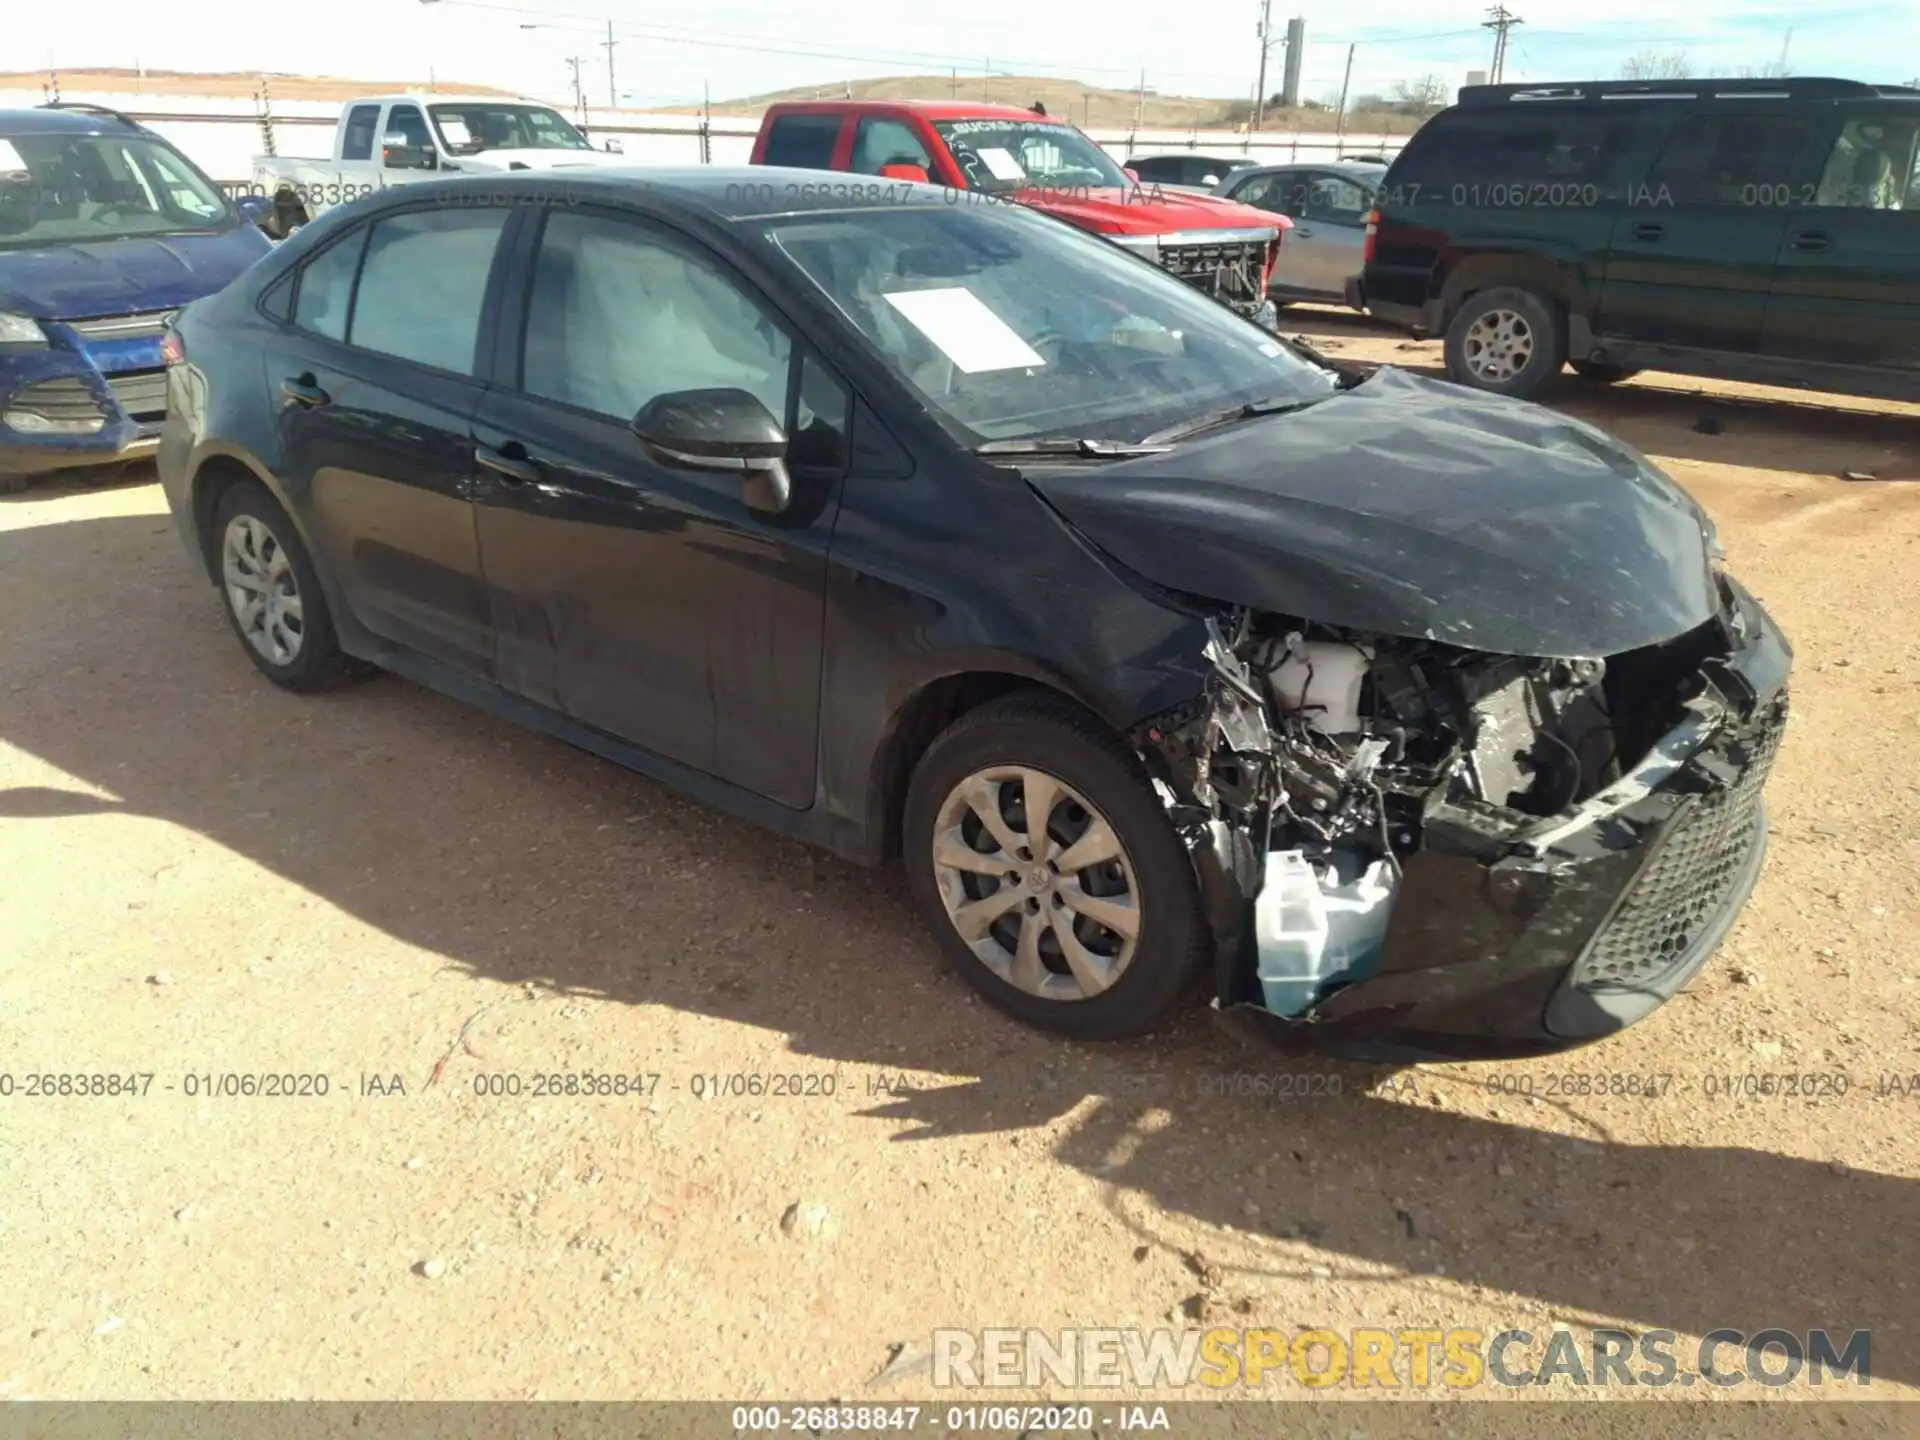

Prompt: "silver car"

[1214,161,1386,306]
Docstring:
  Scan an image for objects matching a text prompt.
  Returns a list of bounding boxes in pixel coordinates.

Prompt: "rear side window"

[349,207,508,373]
[1645,114,1812,206]
[341,104,381,162]
[763,114,841,170]
[292,229,366,341]
[1388,107,1631,199]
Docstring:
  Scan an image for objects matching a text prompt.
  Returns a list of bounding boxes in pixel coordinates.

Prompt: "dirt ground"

[1,317,1917,1414]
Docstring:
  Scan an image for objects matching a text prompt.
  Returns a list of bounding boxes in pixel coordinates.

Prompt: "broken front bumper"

[1211,580,1792,1062]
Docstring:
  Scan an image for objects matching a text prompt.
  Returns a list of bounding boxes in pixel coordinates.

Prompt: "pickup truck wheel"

[903,691,1208,1040]
[1569,360,1643,385]
[269,195,309,240]
[1444,287,1566,400]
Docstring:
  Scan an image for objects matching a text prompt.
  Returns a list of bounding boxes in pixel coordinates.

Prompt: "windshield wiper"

[972,437,1175,459]
[1140,394,1327,446]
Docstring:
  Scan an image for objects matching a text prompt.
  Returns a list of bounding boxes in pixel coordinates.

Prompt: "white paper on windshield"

[438,118,472,145]
[0,139,25,174]
[882,287,1046,373]
[975,147,1027,181]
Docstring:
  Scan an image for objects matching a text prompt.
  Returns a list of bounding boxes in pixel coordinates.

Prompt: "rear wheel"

[213,483,355,692]
[1443,286,1566,400]
[903,692,1208,1040]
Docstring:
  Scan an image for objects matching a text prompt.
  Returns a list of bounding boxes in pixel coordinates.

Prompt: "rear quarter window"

[763,114,842,170]
[1383,106,1635,209]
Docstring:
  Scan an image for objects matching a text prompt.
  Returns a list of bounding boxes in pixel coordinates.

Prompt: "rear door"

[260,203,513,675]
[1593,105,1822,351]
[1290,170,1376,295]
[1760,105,1920,369]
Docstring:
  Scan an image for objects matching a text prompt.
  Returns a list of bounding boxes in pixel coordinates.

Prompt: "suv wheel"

[1569,360,1642,385]
[903,692,1208,1040]
[1444,287,1566,399]
[213,483,356,692]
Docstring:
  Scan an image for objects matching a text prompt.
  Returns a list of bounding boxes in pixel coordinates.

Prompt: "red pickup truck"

[749,100,1288,323]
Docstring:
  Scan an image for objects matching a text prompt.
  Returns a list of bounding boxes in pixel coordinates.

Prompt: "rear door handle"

[474,442,542,485]
[281,374,329,408]
[1631,222,1664,242]
[1790,231,1830,252]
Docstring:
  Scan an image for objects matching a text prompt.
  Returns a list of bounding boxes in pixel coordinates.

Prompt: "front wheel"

[903,692,1208,1040]
[1443,287,1567,399]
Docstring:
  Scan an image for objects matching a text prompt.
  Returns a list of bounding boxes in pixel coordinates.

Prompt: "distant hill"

[0,68,516,101]
[697,73,1401,133]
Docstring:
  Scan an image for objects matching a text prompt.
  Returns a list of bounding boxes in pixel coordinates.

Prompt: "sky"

[12,0,1916,111]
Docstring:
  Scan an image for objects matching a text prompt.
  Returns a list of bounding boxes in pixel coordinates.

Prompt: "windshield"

[931,119,1130,194]
[427,104,591,155]
[0,131,234,249]
[765,203,1332,446]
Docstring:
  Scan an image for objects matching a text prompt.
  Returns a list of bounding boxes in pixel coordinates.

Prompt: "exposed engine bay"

[1131,589,1786,1050]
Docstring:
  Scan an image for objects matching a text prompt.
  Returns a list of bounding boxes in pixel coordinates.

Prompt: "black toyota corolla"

[157,167,1791,1061]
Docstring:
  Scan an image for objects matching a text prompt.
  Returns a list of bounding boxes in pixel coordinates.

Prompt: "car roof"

[0,105,145,136]
[1233,159,1387,179]
[1135,152,1252,163]
[762,99,1069,123]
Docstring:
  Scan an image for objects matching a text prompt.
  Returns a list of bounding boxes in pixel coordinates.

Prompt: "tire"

[211,482,355,692]
[903,690,1209,1040]
[1443,286,1567,400]
[0,473,32,496]
[1569,360,1642,385]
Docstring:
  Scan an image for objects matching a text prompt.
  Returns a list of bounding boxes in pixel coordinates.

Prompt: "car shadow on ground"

[1,510,1909,1383]
[1278,305,1920,480]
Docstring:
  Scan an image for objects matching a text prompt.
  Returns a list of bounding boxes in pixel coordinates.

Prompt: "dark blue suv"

[0,103,272,489]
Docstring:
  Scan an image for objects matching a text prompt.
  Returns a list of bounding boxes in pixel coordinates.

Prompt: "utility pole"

[1776,26,1793,76]
[1483,6,1522,84]
[1135,68,1146,130]
[950,67,957,98]
[1252,0,1274,132]
[1336,42,1355,140]
[565,56,585,120]
[983,58,990,103]
[602,19,617,108]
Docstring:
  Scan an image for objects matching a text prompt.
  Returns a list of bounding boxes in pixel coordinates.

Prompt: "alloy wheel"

[222,514,305,666]
[929,765,1141,1001]
[1462,308,1535,383]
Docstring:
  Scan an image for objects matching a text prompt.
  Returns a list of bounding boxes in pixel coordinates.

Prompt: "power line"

[1483,5,1523,84]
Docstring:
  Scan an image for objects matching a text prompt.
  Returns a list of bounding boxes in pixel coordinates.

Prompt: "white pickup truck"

[250,93,628,236]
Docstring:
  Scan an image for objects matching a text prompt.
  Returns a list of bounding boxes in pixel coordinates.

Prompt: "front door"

[1761,106,1920,369]
[261,204,511,675]
[1594,108,1821,352]
[469,207,849,808]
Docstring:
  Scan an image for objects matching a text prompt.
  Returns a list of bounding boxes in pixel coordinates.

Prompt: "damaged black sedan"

[157,169,1790,1061]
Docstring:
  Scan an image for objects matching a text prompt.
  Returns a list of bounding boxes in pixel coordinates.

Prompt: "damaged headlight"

[0,312,48,347]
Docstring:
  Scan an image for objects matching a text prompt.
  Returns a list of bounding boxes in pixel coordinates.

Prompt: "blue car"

[0,103,272,489]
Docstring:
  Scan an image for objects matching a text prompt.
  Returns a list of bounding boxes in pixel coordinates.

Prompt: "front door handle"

[281,374,329,408]
[1790,231,1831,252]
[1632,222,1664,242]
[474,442,542,485]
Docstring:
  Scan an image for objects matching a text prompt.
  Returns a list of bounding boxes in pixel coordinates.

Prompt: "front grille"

[1159,240,1268,304]
[1574,698,1788,992]
[67,309,177,341]
[106,369,169,422]
[4,377,107,425]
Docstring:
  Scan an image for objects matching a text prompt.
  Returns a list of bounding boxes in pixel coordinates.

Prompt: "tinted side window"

[293,228,366,341]
[1388,107,1629,193]
[522,210,792,424]
[384,104,433,155]
[349,208,507,373]
[1646,114,1811,206]
[1130,157,1177,183]
[763,114,841,170]
[851,117,933,174]
[341,104,381,162]
[1813,114,1920,208]
[1302,173,1372,223]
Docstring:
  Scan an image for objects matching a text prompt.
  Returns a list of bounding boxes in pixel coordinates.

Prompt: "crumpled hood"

[0,225,271,320]
[1029,367,1720,659]
[456,148,628,172]
[1017,185,1287,237]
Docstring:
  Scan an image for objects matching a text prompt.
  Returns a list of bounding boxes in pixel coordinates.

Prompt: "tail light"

[160,328,186,367]
[1362,208,1380,265]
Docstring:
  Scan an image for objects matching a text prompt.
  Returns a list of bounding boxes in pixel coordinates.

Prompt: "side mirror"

[382,135,435,170]
[235,193,273,230]
[878,161,929,183]
[1123,166,1140,183]
[603,138,624,154]
[632,387,791,515]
